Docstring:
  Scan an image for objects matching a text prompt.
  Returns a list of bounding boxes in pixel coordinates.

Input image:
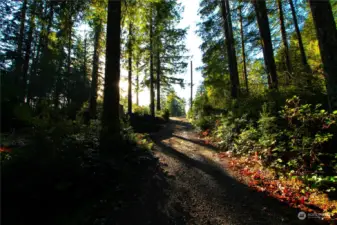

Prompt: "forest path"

[150,117,318,225]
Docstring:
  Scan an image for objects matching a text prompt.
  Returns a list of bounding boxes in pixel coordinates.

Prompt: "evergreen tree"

[308,0,337,110]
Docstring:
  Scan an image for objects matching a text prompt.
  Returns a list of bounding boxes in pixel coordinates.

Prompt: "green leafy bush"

[277,96,337,177]
[159,108,170,122]
[194,115,215,131]
[192,95,337,193]
[257,103,278,150]
[235,125,259,154]
[133,105,150,116]
[214,113,248,152]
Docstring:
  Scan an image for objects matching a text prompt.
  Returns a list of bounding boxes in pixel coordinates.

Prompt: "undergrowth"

[1,105,163,225]
[191,95,337,220]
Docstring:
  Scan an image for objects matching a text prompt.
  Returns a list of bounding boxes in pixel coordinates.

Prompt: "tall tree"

[289,0,309,70]
[251,0,278,89]
[238,3,248,93]
[88,0,106,120]
[14,0,28,101]
[277,0,292,81]
[66,1,74,104]
[220,0,240,98]
[156,44,161,111]
[89,20,103,119]
[128,22,133,114]
[149,6,155,117]
[308,0,337,110]
[22,2,36,102]
[136,60,140,106]
[101,0,122,145]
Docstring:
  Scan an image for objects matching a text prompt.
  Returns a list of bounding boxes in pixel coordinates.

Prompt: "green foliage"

[156,108,170,121]
[257,103,278,149]
[193,95,337,192]
[165,90,185,117]
[235,125,259,154]
[214,113,248,152]
[133,105,150,116]
[275,96,337,175]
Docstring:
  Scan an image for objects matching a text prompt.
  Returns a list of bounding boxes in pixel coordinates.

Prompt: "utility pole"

[190,60,193,109]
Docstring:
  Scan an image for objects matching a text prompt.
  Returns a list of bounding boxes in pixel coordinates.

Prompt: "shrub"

[278,96,337,171]
[214,113,248,152]
[192,94,337,193]
[194,115,214,131]
[257,103,278,150]
[160,108,170,122]
[133,105,150,116]
[235,125,259,155]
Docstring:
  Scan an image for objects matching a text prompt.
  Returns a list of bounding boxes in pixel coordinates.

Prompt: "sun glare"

[119,80,150,106]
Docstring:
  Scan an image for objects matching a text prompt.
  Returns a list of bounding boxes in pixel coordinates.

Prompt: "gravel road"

[150,117,324,225]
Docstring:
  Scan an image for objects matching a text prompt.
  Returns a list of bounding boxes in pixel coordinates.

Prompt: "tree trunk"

[66,6,73,104]
[37,1,54,74]
[308,0,337,110]
[128,22,133,114]
[54,58,63,110]
[136,60,139,106]
[149,7,155,117]
[252,0,278,89]
[220,0,240,98]
[17,0,27,63]
[14,0,28,100]
[156,46,161,111]
[84,36,87,79]
[22,6,36,102]
[27,30,39,104]
[289,0,309,69]
[28,2,46,103]
[239,4,248,93]
[89,21,102,120]
[277,0,292,82]
[44,2,54,51]
[190,60,193,109]
[101,0,122,146]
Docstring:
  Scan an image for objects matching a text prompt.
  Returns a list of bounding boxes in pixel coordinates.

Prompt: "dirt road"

[150,117,319,225]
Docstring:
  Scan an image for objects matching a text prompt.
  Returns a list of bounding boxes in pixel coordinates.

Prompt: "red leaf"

[0,147,11,153]
[202,129,210,136]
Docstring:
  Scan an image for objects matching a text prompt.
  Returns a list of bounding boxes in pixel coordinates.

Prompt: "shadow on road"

[150,118,322,225]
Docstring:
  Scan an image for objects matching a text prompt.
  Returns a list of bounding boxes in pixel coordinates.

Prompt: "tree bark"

[239,4,248,93]
[89,22,102,120]
[220,0,240,98]
[84,36,87,79]
[128,22,133,114]
[156,46,161,111]
[27,30,39,104]
[277,0,292,82]
[289,0,309,69]
[308,0,337,110]
[28,2,46,103]
[136,60,139,106]
[37,1,54,74]
[66,4,73,104]
[14,0,28,101]
[252,0,278,89]
[190,60,193,109]
[44,2,54,52]
[101,0,122,145]
[149,7,155,117]
[22,5,36,102]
